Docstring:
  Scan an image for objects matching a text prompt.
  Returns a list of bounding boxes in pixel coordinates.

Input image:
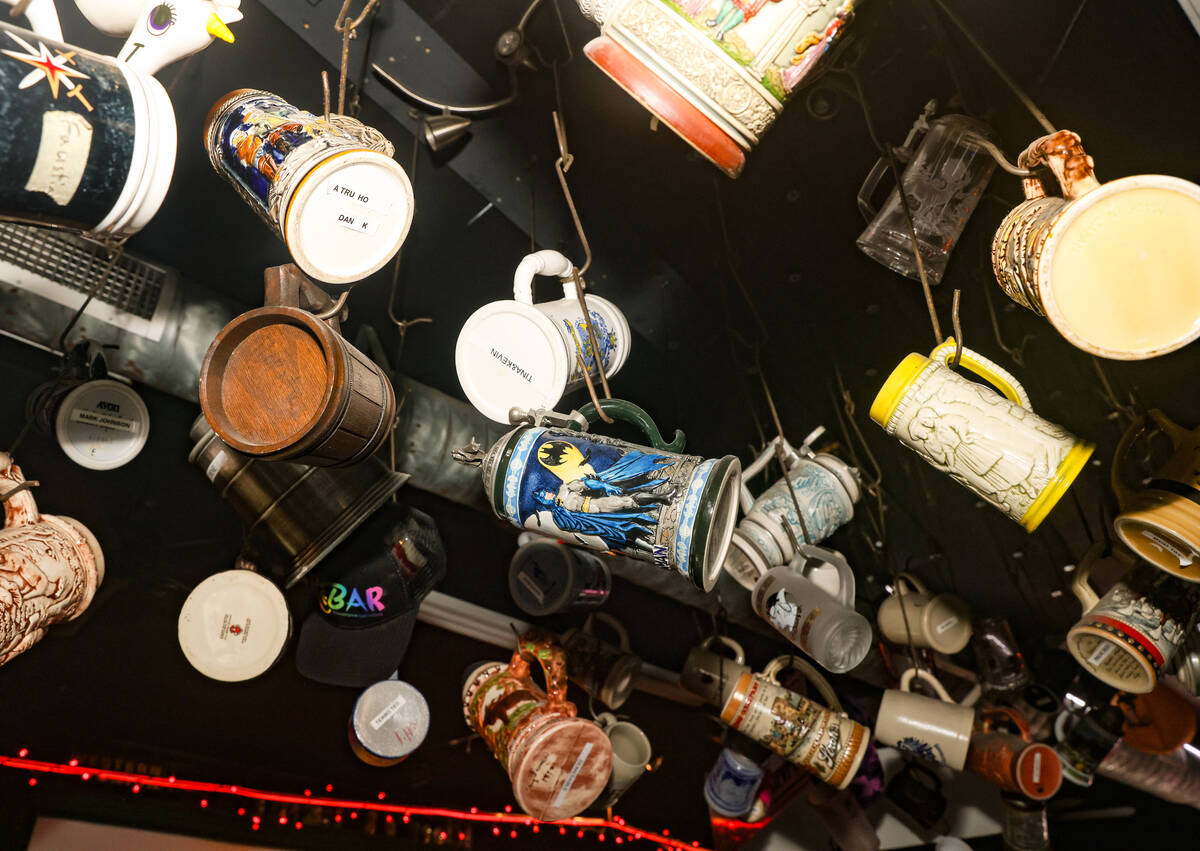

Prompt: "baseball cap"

[296,503,445,687]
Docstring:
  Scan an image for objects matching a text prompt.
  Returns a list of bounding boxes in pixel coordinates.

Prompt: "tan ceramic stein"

[991,130,1200,360]
[876,573,972,655]
[462,631,613,820]
[876,668,975,770]
[0,453,104,668]
[1111,410,1200,583]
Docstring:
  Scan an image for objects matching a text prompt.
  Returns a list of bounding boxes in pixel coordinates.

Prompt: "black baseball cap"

[296,503,445,687]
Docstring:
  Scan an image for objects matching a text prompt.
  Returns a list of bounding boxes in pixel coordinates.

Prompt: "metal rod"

[370,63,516,115]
[570,268,612,399]
[885,146,942,345]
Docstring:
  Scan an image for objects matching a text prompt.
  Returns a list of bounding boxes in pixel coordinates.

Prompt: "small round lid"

[509,540,575,616]
[456,300,568,424]
[1014,743,1063,800]
[178,570,290,682]
[55,380,150,471]
[351,680,430,761]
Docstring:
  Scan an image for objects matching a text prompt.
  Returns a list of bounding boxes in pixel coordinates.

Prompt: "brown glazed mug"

[462,631,613,820]
[1112,410,1200,582]
[965,731,1063,801]
[1117,683,1198,755]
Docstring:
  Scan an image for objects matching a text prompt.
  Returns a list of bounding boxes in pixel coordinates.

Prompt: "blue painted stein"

[704,748,764,818]
[465,400,741,592]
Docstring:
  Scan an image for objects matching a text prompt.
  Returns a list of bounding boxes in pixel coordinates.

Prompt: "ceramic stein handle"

[595,711,618,729]
[700,635,745,665]
[794,544,856,609]
[515,629,576,716]
[893,572,927,596]
[0,452,38,528]
[1110,415,1151,509]
[512,249,576,304]
[930,339,1032,410]
[1017,130,1102,202]
[575,399,687,453]
[584,612,631,651]
[1071,542,1104,611]
[762,654,843,711]
[899,667,954,703]
[977,707,1032,741]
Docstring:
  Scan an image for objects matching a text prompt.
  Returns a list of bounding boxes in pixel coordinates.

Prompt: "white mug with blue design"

[876,668,975,770]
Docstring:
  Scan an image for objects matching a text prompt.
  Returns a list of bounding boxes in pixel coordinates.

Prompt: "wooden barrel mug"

[199,264,395,467]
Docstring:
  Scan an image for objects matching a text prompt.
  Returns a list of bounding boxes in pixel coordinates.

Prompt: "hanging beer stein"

[204,88,413,285]
[719,654,868,789]
[876,573,972,655]
[456,401,741,592]
[875,668,975,770]
[991,130,1200,360]
[561,612,643,710]
[200,264,395,467]
[177,567,291,682]
[725,428,861,590]
[0,453,104,668]
[575,0,854,177]
[461,631,614,820]
[965,730,1063,801]
[1111,410,1200,582]
[509,535,612,617]
[870,339,1093,531]
[680,635,750,707]
[456,250,631,424]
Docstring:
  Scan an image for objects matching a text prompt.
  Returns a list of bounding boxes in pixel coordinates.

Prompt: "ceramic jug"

[719,654,868,789]
[876,572,972,655]
[576,0,854,177]
[462,631,614,820]
[724,429,860,590]
[991,130,1200,360]
[460,400,741,592]
[870,339,1093,531]
[1111,410,1200,582]
[0,452,104,668]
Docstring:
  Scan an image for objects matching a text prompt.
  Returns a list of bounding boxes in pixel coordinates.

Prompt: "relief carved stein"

[458,400,741,592]
[576,0,854,177]
[0,452,104,667]
[870,339,1093,531]
[991,130,1200,360]
[462,631,614,820]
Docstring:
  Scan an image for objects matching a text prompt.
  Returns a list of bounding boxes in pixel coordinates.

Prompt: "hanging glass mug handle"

[1110,409,1192,508]
[762,653,843,712]
[514,629,576,716]
[584,611,631,651]
[792,544,856,610]
[574,399,687,453]
[929,338,1032,410]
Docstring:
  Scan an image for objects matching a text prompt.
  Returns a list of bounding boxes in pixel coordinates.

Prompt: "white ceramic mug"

[870,339,1094,531]
[680,635,750,707]
[456,250,631,423]
[877,573,972,655]
[876,668,975,770]
[752,545,872,674]
[595,712,652,806]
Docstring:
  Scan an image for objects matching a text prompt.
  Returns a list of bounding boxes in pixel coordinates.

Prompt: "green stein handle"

[574,399,687,453]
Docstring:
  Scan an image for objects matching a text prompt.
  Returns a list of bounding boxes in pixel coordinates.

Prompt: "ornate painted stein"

[0,21,176,236]
[576,0,853,177]
[1111,410,1200,583]
[991,130,1200,360]
[876,573,972,655]
[725,430,860,590]
[509,535,611,617]
[719,654,868,789]
[456,250,631,424]
[965,732,1062,801]
[204,89,413,285]
[0,452,104,668]
[704,748,765,818]
[459,400,741,592]
[875,668,974,770]
[1067,556,1199,694]
[561,612,643,710]
[461,631,614,820]
[870,339,1093,531]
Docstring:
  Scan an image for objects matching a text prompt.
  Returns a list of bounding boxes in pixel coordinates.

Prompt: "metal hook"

[322,70,331,123]
[950,289,963,368]
[553,111,593,276]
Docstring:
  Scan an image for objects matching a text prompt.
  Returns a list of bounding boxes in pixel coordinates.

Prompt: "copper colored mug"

[965,731,1062,801]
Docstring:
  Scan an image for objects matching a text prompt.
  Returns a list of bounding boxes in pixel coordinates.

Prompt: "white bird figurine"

[117,0,242,75]
[1,0,64,40]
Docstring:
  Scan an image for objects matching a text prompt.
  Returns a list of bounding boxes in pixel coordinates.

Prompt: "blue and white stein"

[704,748,764,818]
[725,429,861,590]
[461,400,741,592]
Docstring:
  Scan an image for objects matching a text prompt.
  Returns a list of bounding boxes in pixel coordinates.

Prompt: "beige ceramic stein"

[871,339,1093,531]
[991,130,1200,360]
[0,453,104,668]
[876,668,976,770]
[1111,410,1200,583]
[877,573,972,655]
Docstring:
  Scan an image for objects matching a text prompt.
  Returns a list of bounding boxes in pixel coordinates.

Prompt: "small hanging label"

[326,179,392,213]
[935,615,960,635]
[370,693,407,730]
[333,211,380,235]
[1087,639,1116,668]
[517,571,545,604]
[552,742,594,808]
[26,111,93,206]
[71,408,137,433]
[1141,530,1195,567]
[1032,751,1042,784]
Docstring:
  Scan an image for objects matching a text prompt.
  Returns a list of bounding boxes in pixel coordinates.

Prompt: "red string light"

[27,778,36,787]
[199,799,207,808]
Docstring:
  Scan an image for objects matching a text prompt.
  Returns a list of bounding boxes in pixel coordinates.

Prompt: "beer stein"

[177,567,291,682]
[0,453,104,668]
[462,631,614,820]
[871,339,1093,531]
[348,679,430,766]
[885,761,946,830]
[965,731,1062,801]
[704,748,764,818]
[456,250,631,424]
[561,612,643,710]
[857,112,998,285]
[593,712,652,807]
[459,400,741,592]
[719,654,868,790]
[509,536,611,616]
[991,130,1200,360]
[971,616,1032,698]
[1055,706,1123,787]
[876,668,975,770]
[724,429,860,590]
[576,0,853,177]
[1001,794,1049,851]
[1111,410,1200,582]
[751,545,872,673]
[876,573,972,655]
[1009,683,1061,743]
[680,635,750,707]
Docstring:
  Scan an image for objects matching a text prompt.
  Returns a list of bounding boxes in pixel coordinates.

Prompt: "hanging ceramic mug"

[876,668,975,770]
[462,631,614,820]
[0,21,176,236]
[720,654,868,790]
[594,712,653,807]
[1111,410,1200,582]
[200,264,396,467]
[751,545,872,674]
[204,89,414,285]
[965,727,1063,801]
[0,452,104,668]
[456,250,631,424]
[462,401,741,592]
[508,535,612,616]
[576,0,854,177]
[561,612,643,710]
[876,573,972,655]
[870,339,1093,531]
[348,679,430,766]
[991,130,1200,360]
[680,635,750,707]
[703,748,764,818]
